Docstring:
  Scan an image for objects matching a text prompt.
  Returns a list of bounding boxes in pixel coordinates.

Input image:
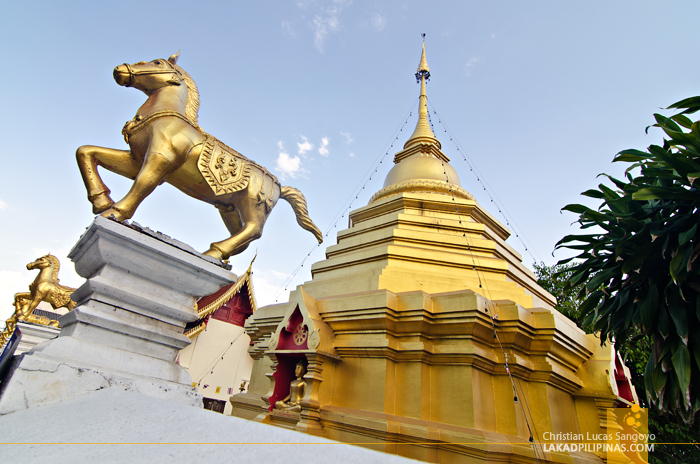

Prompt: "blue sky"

[2,1,700,320]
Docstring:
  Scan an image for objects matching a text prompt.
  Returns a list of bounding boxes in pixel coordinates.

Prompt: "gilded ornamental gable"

[268,287,338,357]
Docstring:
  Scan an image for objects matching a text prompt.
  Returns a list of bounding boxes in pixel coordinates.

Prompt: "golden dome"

[372,41,471,204]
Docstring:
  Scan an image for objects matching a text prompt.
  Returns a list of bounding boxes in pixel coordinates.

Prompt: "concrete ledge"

[0,388,420,464]
[0,352,201,415]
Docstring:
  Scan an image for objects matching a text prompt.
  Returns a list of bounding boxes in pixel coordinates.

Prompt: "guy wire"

[426,106,544,463]
[193,330,246,384]
[429,104,542,265]
[274,100,419,302]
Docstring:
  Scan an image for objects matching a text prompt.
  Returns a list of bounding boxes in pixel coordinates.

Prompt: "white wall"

[178,319,254,414]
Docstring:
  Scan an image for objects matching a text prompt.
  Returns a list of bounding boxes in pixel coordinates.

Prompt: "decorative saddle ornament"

[197,136,252,195]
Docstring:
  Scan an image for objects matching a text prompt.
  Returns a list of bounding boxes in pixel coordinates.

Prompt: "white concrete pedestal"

[0,216,237,415]
[15,321,60,354]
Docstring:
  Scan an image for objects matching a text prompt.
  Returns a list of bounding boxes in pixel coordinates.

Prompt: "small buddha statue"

[275,361,306,412]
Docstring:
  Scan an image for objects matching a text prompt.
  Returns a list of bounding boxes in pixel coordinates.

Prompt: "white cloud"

[0,199,6,210]
[275,152,303,180]
[281,21,296,37]
[312,15,339,52]
[465,57,479,77]
[275,141,306,180]
[349,152,355,157]
[249,268,292,307]
[340,131,354,144]
[310,0,350,52]
[318,137,330,157]
[297,135,314,155]
[371,13,386,31]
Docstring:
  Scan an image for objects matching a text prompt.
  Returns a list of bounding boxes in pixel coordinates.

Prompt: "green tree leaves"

[533,262,591,331]
[557,96,700,424]
[534,262,700,460]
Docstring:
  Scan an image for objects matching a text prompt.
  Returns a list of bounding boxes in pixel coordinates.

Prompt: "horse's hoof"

[100,207,125,222]
[91,193,115,214]
[203,247,224,261]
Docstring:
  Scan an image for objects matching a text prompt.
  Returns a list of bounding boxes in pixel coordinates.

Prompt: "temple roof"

[184,260,258,339]
[195,269,257,317]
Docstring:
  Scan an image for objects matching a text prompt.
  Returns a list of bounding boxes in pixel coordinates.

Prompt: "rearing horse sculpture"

[13,254,76,324]
[76,52,323,261]
[1,255,75,346]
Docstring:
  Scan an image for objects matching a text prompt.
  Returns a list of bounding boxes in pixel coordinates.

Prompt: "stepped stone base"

[0,216,237,414]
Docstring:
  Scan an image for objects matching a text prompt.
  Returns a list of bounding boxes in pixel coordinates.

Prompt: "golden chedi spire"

[371,36,473,204]
[417,40,430,75]
[404,41,441,149]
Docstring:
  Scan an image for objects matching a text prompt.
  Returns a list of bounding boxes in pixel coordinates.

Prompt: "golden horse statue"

[76,52,323,261]
[0,255,76,347]
[13,254,77,321]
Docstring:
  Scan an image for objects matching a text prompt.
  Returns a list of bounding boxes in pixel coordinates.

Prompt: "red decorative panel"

[277,307,308,350]
[198,283,232,309]
[614,355,635,402]
[210,283,254,327]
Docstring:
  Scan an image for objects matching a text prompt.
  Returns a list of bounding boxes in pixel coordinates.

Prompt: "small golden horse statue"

[0,255,76,347]
[76,52,323,261]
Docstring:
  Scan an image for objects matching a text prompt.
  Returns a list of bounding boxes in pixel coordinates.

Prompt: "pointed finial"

[246,251,258,275]
[416,33,430,83]
[405,35,439,149]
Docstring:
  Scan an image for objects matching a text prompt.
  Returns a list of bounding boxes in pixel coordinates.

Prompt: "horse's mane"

[45,254,60,283]
[172,63,202,133]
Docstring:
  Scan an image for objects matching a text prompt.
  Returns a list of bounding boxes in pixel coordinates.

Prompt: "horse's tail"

[279,186,323,244]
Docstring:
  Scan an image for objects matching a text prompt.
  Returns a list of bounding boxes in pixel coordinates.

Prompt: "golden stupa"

[231,43,635,464]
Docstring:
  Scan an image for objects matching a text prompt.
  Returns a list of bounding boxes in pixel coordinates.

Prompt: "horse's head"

[27,254,52,270]
[113,52,184,94]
